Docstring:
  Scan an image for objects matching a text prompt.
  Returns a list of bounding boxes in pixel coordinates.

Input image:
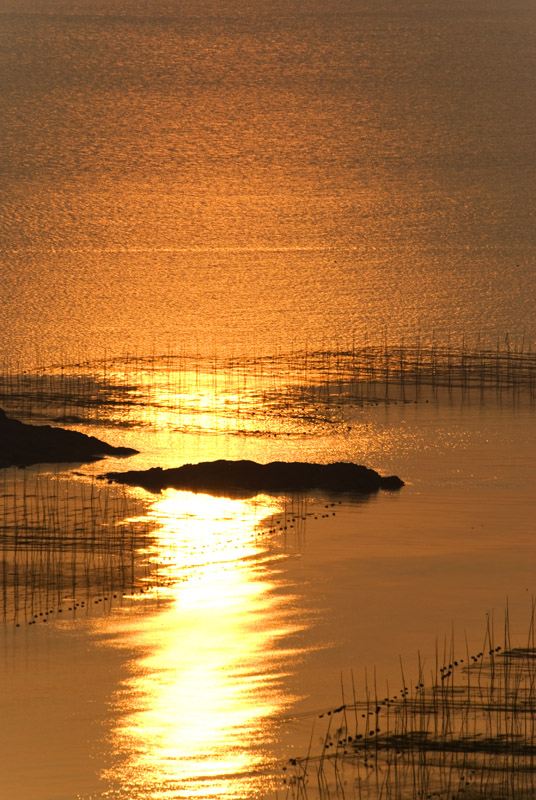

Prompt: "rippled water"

[1,1,536,798]
[1,0,535,364]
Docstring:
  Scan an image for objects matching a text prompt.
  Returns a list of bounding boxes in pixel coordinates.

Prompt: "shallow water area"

[1,351,535,798]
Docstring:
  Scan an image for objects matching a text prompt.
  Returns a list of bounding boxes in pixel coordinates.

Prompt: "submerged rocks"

[0,407,138,468]
[104,459,404,496]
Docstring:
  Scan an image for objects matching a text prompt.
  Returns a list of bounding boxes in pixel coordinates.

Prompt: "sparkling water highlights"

[99,490,308,799]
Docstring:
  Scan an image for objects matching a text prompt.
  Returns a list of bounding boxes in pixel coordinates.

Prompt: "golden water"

[1,355,535,797]
[1,0,536,796]
[1,0,535,364]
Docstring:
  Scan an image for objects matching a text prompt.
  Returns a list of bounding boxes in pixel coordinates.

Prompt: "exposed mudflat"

[104,459,404,496]
[0,408,138,468]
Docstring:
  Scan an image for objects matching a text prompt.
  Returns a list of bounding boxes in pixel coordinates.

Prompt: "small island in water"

[0,408,138,468]
[104,459,404,496]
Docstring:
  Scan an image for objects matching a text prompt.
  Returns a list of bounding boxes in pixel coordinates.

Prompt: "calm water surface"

[1,379,535,798]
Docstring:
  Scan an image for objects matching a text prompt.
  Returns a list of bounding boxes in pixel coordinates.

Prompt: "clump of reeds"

[0,335,533,439]
[0,468,156,625]
[278,607,536,799]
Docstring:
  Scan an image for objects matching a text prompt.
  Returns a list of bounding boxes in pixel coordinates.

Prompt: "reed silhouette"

[0,468,154,625]
[278,607,536,800]
[0,336,534,438]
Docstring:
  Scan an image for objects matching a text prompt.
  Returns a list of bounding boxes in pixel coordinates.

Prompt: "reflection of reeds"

[1,337,534,435]
[280,608,536,799]
[0,469,153,624]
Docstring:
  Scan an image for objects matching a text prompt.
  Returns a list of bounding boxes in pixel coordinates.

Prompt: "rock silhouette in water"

[0,408,138,468]
[105,459,404,496]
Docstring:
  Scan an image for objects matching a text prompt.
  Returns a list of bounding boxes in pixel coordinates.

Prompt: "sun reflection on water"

[102,489,308,799]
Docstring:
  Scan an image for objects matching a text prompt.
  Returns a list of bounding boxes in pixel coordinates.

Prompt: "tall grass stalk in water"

[1,335,534,433]
[0,469,153,625]
[279,606,536,799]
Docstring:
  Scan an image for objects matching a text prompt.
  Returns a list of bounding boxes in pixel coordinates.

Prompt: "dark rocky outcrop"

[0,408,138,468]
[104,459,404,496]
